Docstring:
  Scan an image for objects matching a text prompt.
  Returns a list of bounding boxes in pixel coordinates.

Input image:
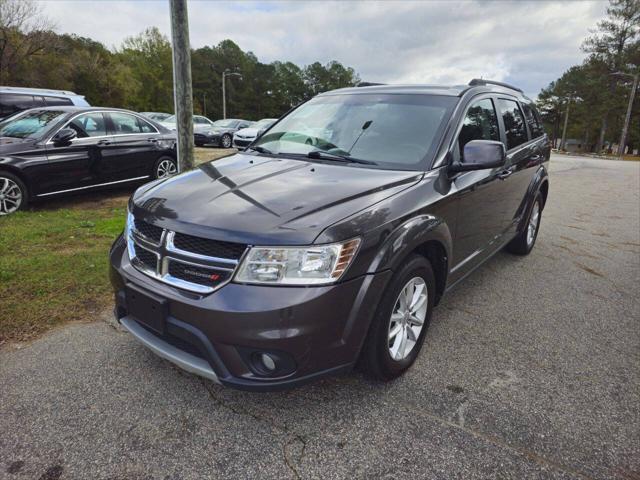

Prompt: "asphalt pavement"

[1,154,639,480]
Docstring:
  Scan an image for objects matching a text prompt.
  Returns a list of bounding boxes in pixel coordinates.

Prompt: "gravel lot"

[1,154,638,480]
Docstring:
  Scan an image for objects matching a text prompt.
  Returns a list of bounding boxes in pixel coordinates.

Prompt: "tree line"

[0,0,360,121]
[537,0,639,155]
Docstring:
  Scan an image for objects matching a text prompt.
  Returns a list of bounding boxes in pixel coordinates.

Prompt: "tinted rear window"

[44,96,74,107]
[497,99,528,150]
[0,93,38,117]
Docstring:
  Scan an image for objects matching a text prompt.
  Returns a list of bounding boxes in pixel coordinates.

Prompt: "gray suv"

[110,79,550,391]
[0,86,90,120]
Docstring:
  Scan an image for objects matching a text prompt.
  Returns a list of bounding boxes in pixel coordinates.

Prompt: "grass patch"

[0,201,128,344]
[0,147,234,344]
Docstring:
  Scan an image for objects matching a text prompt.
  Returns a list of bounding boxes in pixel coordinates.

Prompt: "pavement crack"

[404,403,597,480]
[200,379,308,479]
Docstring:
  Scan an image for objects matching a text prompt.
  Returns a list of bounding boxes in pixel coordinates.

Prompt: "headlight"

[124,208,135,259]
[234,238,360,285]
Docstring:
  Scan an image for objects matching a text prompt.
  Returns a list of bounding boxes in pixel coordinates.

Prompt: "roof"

[321,84,469,97]
[321,79,530,100]
[0,85,83,97]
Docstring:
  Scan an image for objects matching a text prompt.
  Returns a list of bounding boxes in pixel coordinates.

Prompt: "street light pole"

[560,96,571,151]
[221,69,242,119]
[222,70,226,119]
[616,72,639,157]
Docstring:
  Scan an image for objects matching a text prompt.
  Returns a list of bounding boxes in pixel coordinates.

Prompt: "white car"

[233,118,277,149]
[160,114,215,131]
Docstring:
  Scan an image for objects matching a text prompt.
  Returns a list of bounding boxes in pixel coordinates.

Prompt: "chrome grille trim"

[165,231,241,266]
[127,219,246,294]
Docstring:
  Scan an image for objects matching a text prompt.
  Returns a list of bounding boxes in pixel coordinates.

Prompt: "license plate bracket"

[126,284,168,335]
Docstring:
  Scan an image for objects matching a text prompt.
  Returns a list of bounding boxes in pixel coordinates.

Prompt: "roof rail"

[357,82,386,87]
[0,85,79,96]
[468,78,523,93]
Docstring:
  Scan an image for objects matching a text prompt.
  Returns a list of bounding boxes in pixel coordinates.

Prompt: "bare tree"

[0,0,55,83]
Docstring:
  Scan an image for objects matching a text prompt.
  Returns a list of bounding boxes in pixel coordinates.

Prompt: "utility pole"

[559,96,571,151]
[169,0,194,171]
[616,72,638,157]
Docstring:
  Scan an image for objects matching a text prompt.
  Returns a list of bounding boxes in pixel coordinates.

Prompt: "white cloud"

[38,0,607,97]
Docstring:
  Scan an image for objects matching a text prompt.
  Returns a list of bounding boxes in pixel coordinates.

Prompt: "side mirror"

[51,128,77,146]
[449,140,506,173]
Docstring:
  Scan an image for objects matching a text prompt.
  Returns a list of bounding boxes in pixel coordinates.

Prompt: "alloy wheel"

[0,177,23,215]
[388,276,428,361]
[222,135,232,148]
[156,159,177,179]
[527,201,540,246]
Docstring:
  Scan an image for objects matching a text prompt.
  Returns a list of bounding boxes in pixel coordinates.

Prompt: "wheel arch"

[0,164,32,199]
[367,214,452,305]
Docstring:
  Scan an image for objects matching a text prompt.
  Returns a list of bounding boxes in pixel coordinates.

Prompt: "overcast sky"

[38,0,608,98]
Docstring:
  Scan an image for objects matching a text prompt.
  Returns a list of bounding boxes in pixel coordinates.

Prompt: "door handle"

[497,168,513,180]
[147,138,158,143]
[97,139,111,146]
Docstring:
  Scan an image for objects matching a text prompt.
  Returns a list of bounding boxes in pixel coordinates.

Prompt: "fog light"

[261,353,276,371]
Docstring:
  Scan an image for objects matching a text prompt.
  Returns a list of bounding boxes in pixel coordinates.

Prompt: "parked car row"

[233,118,277,149]
[140,111,275,149]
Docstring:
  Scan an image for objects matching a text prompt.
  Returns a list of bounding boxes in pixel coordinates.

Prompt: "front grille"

[173,233,246,260]
[134,219,163,243]
[135,248,158,271]
[168,261,231,288]
[129,215,243,293]
[234,138,252,146]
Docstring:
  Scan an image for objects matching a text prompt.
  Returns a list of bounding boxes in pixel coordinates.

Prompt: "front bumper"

[110,235,390,391]
[233,137,254,149]
[194,133,221,146]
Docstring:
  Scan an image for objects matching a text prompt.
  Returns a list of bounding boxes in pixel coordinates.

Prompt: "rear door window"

[521,103,544,138]
[67,112,107,138]
[497,99,528,150]
[110,112,157,135]
[458,98,500,158]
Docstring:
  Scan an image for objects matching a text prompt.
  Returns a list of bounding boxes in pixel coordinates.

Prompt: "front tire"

[154,156,178,179]
[0,172,28,216]
[360,254,435,381]
[506,193,542,255]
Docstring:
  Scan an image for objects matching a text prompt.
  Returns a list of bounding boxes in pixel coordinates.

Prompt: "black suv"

[110,80,550,391]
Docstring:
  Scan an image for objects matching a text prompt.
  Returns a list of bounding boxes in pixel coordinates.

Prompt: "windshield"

[252,94,455,170]
[0,109,68,139]
[213,119,237,128]
[164,115,176,122]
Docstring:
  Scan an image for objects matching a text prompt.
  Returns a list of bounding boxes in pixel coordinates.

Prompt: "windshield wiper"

[246,145,275,154]
[306,150,377,165]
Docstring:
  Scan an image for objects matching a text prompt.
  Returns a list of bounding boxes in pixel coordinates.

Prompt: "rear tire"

[360,254,435,381]
[221,134,232,149]
[506,193,542,255]
[153,156,178,179]
[0,171,28,216]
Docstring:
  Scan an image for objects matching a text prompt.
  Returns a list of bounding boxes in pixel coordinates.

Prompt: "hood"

[132,152,422,245]
[234,127,260,138]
